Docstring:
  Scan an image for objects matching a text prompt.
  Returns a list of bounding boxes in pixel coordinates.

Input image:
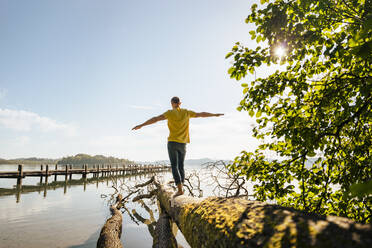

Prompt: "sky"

[0,0,271,161]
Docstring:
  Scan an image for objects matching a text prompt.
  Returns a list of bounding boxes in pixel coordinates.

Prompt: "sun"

[274,46,286,58]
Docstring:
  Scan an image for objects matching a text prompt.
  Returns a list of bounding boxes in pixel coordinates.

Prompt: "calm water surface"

[0,164,192,248]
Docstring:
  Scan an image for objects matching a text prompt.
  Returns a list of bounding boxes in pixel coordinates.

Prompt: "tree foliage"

[58,154,132,165]
[227,0,371,223]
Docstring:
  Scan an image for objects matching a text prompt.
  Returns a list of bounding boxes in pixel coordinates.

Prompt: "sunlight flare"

[274,46,286,58]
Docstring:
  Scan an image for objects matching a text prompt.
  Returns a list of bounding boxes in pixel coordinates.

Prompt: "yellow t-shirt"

[163,108,196,143]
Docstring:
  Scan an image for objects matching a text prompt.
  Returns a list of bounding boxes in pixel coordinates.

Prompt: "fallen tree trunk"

[155,183,372,248]
[153,212,178,248]
[97,194,124,248]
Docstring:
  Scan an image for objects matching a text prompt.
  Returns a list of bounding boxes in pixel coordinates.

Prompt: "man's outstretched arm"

[194,112,224,118]
[132,114,166,130]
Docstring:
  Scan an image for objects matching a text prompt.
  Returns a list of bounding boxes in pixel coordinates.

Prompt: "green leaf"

[225,52,233,59]
[226,0,371,223]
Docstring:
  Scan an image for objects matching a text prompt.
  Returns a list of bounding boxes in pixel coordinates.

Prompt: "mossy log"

[153,212,178,248]
[155,183,372,248]
[97,195,124,248]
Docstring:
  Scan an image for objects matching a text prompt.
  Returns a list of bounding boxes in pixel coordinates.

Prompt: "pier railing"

[0,164,170,179]
[0,164,170,203]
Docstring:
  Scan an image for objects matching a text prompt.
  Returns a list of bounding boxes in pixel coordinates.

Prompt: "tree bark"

[155,182,372,248]
[97,195,124,248]
[153,212,178,248]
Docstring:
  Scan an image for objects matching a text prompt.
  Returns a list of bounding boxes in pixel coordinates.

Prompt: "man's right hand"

[132,125,143,130]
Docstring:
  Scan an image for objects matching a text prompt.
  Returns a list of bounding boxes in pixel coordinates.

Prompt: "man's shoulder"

[180,108,194,112]
[163,109,172,118]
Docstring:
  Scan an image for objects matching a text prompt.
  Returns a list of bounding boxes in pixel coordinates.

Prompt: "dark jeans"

[167,141,186,185]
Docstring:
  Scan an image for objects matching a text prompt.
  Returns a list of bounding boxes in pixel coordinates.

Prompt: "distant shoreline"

[0,160,58,165]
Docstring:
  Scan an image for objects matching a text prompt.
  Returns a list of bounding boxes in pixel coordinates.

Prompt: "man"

[132,96,223,196]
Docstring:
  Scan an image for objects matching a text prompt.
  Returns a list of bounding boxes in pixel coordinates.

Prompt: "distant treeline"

[0,154,133,165]
[57,154,133,165]
[0,157,58,165]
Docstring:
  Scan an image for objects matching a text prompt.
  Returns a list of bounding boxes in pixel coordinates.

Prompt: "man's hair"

[171,96,180,104]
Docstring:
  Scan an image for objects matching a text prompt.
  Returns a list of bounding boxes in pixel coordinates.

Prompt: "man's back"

[163,108,196,143]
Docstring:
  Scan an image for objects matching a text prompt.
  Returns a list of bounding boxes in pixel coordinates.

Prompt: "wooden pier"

[0,167,169,203]
[0,164,170,179]
[0,164,170,203]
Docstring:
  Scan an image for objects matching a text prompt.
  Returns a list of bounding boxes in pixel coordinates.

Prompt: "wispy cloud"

[86,111,260,161]
[127,104,157,110]
[0,111,261,161]
[0,108,77,135]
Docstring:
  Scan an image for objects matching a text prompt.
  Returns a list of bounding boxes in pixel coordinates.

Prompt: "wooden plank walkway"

[0,164,170,178]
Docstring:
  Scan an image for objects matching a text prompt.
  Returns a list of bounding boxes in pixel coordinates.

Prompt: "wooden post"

[83,164,87,178]
[69,164,72,170]
[18,164,23,178]
[16,164,23,192]
[45,165,49,185]
[54,164,58,181]
[65,165,68,180]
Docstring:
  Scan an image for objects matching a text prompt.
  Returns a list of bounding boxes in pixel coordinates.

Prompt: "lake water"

[0,164,195,248]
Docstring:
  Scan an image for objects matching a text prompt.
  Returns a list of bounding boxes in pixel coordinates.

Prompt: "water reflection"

[131,201,179,248]
[0,169,179,248]
[0,165,210,247]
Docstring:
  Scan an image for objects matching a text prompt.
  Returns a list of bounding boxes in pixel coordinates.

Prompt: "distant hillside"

[147,158,231,167]
[57,154,133,165]
[0,157,59,165]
